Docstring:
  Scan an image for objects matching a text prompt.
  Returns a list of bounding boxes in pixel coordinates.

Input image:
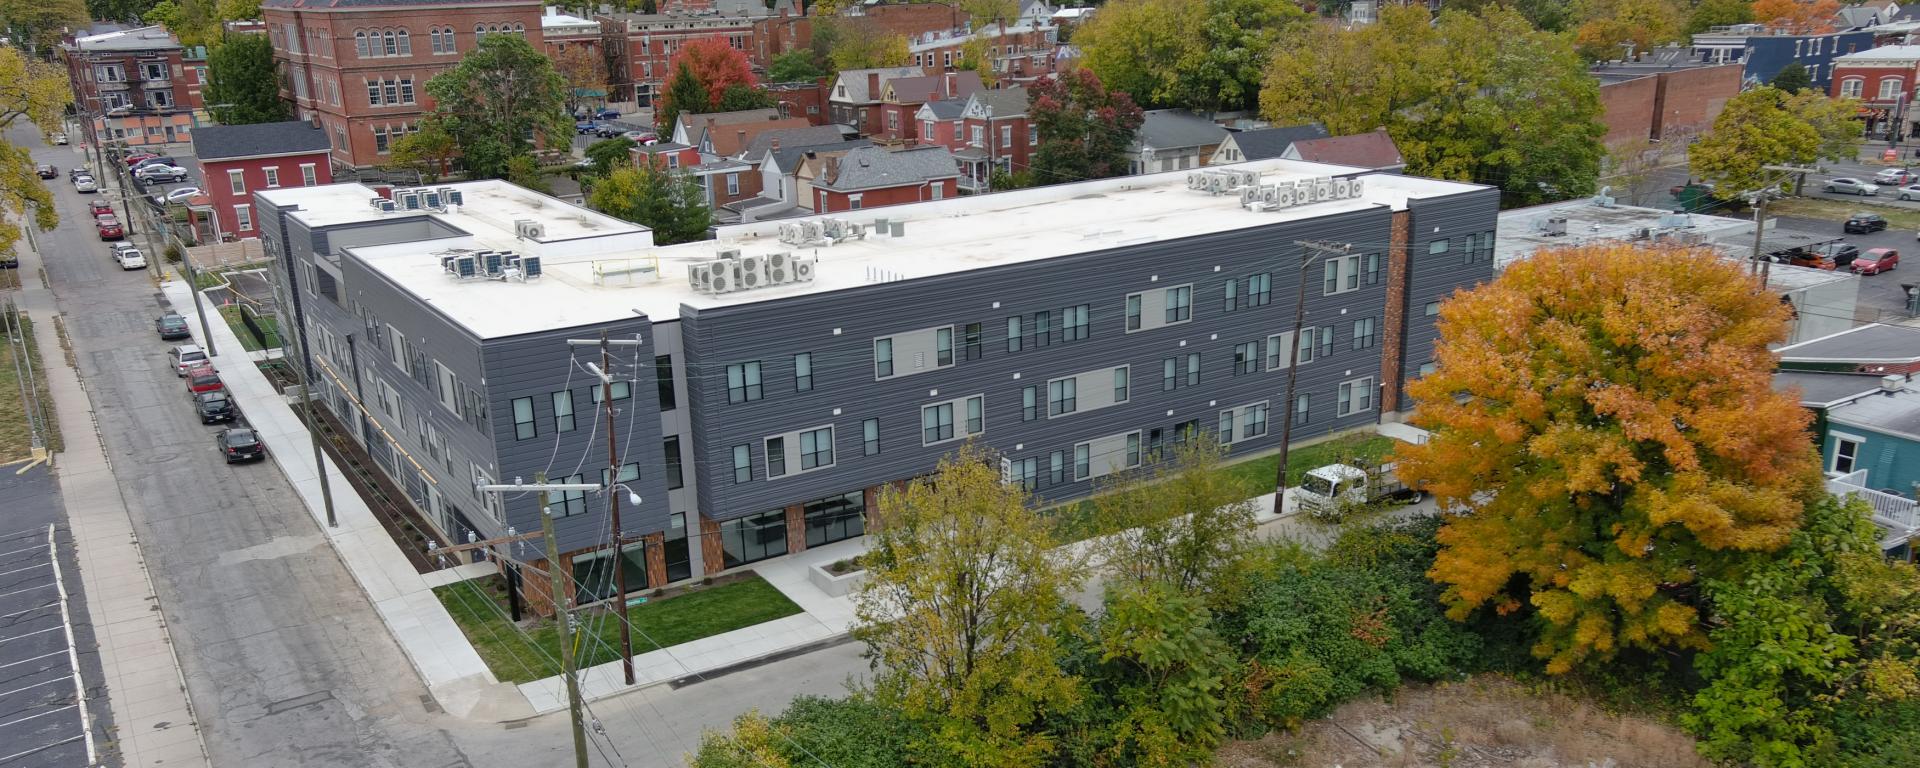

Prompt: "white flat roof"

[269,161,1484,340]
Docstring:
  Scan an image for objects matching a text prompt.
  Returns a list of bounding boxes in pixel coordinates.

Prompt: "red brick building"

[799,144,959,212]
[873,71,981,142]
[1592,58,1744,145]
[191,120,334,240]
[844,1,969,39]
[597,12,758,105]
[262,0,546,169]
[752,12,811,70]
[907,23,1057,81]
[828,66,925,134]
[1832,45,1920,135]
[916,87,1030,193]
[768,79,832,124]
[61,25,208,148]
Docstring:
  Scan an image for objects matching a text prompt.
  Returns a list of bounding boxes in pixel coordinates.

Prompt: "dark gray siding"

[682,191,1498,524]
[484,319,669,555]
[1401,192,1501,389]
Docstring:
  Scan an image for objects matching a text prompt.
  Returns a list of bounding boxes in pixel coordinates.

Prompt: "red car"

[95,215,125,241]
[184,364,224,395]
[1852,248,1900,276]
[123,153,159,167]
[88,199,113,217]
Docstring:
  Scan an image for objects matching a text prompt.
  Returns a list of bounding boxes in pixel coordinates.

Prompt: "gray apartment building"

[254,159,1497,614]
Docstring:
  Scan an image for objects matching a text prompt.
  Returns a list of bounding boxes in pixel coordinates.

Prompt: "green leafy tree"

[504,154,551,194]
[86,0,151,23]
[853,444,1086,768]
[1029,67,1144,185]
[1090,434,1257,611]
[1770,61,1814,93]
[0,48,69,262]
[421,34,570,180]
[1691,86,1861,199]
[716,83,774,112]
[1086,581,1237,767]
[1394,243,1820,674]
[1262,5,1604,205]
[206,33,289,125]
[2,0,88,56]
[587,163,711,245]
[1686,0,1753,33]
[690,696,930,767]
[767,50,825,83]
[826,22,910,72]
[1076,0,1302,112]
[387,117,459,181]
[583,136,636,177]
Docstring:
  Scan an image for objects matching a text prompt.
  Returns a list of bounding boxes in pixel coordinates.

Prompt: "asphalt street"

[0,465,108,768]
[20,122,870,768]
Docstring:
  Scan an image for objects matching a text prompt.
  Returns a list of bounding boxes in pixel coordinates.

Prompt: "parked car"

[163,187,202,203]
[216,427,265,463]
[595,124,626,139]
[69,168,87,181]
[135,164,188,184]
[88,199,114,217]
[1825,178,1880,196]
[51,133,67,145]
[73,175,97,193]
[1813,242,1861,269]
[594,108,621,120]
[123,152,159,167]
[621,130,658,144]
[575,120,601,134]
[195,391,236,424]
[130,156,176,171]
[1853,247,1900,275]
[115,247,146,270]
[1780,249,1836,270]
[36,164,56,179]
[110,241,139,260]
[168,344,207,376]
[1876,168,1915,186]
[0,252,16,269]
[184,364,224,395]
[155,313,191,340]
[1844,212,1888,233]
[95,215,124,240]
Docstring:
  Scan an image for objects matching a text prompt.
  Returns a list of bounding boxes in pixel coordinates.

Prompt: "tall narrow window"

[794,353,813,392]
[936,327,954,366]
[1006,316,1023,352]
[1186,353,1201,386]
[1162,357,1177,391]
[1113,367,1129,402]
[1223,279,1238,312]
[1126,294,1142,331]
[965,396,983,434]
[767,436,788,477]
[1295,393,1310,426]
[664,436,684,489]
[1023,385,1040,421]
[655,356,676,410]
[874,338,894,377]
[964,322,983,360]
[863,418,880,455]
[1031,310,1051,347]
[733,445,753,483]
[1050,450,1066,484]
[551,390,575,433]
[511,397,536,439]
[1074,444,1090,480]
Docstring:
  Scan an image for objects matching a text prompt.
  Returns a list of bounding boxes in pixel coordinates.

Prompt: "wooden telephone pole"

[1274,241,1350,515]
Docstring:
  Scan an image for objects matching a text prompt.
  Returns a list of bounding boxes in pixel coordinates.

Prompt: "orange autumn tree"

[1750,0,1839,34]
[1394,243,1820,675]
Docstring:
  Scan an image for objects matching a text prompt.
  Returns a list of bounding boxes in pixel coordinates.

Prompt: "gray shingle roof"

[1773,371,1887,407]
[769,139,871,173]
[921,98,966,120]
[1827,385,1920,441]
[832,67,923,104]
[1133,109,1229,152]
[1777,324,1920,363]
[190,120,332,161]
[819,145,957,191]
[969,87,1028,118]
[1222,123,1329,161]
[740,126,848,162]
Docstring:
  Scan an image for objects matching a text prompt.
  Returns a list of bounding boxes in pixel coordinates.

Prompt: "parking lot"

[0,468,98,768]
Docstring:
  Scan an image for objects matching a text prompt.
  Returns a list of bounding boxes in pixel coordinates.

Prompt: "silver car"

[1825,177,1880,196]
[73,175,98,193]
[169,344,207,376]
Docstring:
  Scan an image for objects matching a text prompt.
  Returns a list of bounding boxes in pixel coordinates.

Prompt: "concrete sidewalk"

[13,240,211,766]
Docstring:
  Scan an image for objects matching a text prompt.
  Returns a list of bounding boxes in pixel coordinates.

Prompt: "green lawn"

[219,305,282,352]
[0,312,60,463]
[436,573,804,683]
[1771,196,1920,230]
[1051,432,1397,542]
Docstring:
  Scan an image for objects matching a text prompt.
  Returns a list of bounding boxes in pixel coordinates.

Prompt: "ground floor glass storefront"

[720,510,789,569]
[572,542,650,605]
[804,491,865,548]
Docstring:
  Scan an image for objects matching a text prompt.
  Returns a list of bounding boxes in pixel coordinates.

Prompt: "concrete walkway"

[13,237,211,766]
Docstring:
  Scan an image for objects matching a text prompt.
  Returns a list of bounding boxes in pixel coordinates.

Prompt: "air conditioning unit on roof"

[736,253,770,289]
[766,251,793,283]
[792,255,817,283]
[1333,178,1352,199]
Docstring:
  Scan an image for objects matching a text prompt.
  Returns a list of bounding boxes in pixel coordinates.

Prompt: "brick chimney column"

[1379,210,1412,413]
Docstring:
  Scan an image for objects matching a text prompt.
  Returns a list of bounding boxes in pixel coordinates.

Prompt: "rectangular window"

[1050,450,1066,484]
[1000,125,1012,147]
[1062,304,1089,341]
[235,204,253,231]
[1166,285,1191,323]
[726,361,763,403]
[1006,316,1023,352]
[864,418,880,455]
[374,126,389,153]
[804,491,866,548]
[720,510,788,568]
[399,78,414,104]
[766,436,788,477]
[263,167,280,188]
[1223,278,1238,312]
[1162,357,1177,391]
[1218,410,1234,442]
[600,463,640,488]
[1016,457,1039,491]
[874,337,894,377]
[1323,259,1340,294]
[800,427,834,470]
[1244,403,1267,439]
[1074,444,1091,480]
[964,322,983,360]
[1363,253,1381,285]
[1126,433,1141,467]
[1126,294,1142,331]
[300,163,318,187]
[228,169,245,195]
[794,353,813,392]
[1316,326,1334,360]
[655,356,676,410]
[1031,310,1051,347]
[966,396,984,434]
[1023,385,1040,421]
[1248,273,1272,306]
[1113,367,1129,403]
[922,403,955,444]
[664,436,684,489]
[554,474,589,517]
[1266,332,1294,370]
[1353,317,1377,350]
[726,172,739,196]
[1186,352,1201,386]
[1234,341,1259,375]
[512,397,536,439]
[590,380,631,403]
[1295,393,1310,426]
[551,390,575,432]
[936,327,954,366]
[733,444,752,483]
[1833,435,1862,473]
[1048,377,1077,416]
[1338,377,1375,416]
[1425,301,1441,316]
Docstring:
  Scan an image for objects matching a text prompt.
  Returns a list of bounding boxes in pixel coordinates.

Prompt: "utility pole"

[569,333,645,686]
[478,475,604,768]
[1748,164,1822,282]
[1274,240,1349,515]
[170,228,218,359]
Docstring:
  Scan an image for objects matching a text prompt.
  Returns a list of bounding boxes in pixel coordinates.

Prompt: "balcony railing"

[1828,470,1919,549]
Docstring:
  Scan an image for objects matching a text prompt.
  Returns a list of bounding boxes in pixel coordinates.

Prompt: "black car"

[155,313,191,340]
[196,391,236,424]
[1814,242,1862,269]
[1844,213,1888,234]
[217,427,264,462]
[36,164,56,179]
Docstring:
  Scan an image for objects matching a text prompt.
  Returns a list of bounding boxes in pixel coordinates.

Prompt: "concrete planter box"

[809,562,867,597]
